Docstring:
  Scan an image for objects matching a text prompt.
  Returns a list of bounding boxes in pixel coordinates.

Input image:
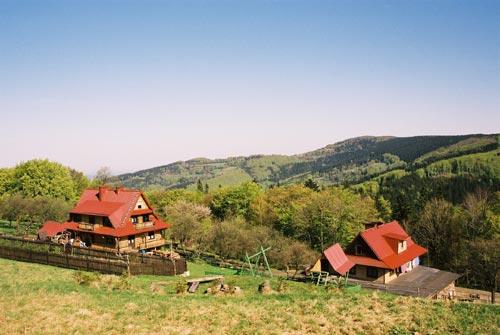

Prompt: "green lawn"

[0,258,498,335]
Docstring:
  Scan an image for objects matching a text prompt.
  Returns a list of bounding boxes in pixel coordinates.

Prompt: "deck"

[348,266,461,298]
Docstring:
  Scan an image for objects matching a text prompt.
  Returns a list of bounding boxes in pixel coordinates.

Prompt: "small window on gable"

[138,204,142,209]
[355,244,363,255]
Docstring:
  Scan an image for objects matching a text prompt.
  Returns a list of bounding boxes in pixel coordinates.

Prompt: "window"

[148,232,155,240]
[143,215,150,222]
[89,216,96,224]
[103,217,112,227]
[349,266,357,275]
[131,216,138,224]
[138,204,142,209]
[355,244,363,255]
[128,236,135,245]
[71,214,81,222]
[367,267,378,278]
[105,237,115,246]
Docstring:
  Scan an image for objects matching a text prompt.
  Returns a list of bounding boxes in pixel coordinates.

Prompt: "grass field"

[0,258,498,335]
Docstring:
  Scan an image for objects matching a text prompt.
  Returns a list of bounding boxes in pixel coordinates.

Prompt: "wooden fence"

[0,235,186,276]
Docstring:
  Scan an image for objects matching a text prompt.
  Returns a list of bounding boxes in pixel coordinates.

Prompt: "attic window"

[355,245,363,255]
[138,204,142,209]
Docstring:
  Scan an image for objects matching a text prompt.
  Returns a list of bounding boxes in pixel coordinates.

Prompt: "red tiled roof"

[131,208,154,215]
[71,200,125,217]
[38,221,67,237]
[347,255,391,269]
[383,232,409,241]
[323,243,355,276]
[356,221,427,269]
[383,244,427,268]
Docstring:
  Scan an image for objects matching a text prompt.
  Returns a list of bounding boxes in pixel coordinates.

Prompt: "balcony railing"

[78,223,101,230]
[135,221,154,229]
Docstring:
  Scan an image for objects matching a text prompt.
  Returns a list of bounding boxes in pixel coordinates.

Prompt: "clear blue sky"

[1,0,499,175]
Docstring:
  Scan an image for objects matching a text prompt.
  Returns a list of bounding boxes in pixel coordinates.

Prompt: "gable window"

[147,231,155,240]
[138,204,142,209]
[355,244,363,255]
[367,267,378,278]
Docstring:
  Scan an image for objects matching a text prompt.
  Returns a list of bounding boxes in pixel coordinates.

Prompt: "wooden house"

[312,221,427,284]
[38,186,169,252]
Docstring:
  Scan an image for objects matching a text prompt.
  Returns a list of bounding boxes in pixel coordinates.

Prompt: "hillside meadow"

[0,258,498,335]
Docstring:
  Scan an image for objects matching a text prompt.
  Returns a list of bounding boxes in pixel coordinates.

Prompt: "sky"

[1,0,499,175]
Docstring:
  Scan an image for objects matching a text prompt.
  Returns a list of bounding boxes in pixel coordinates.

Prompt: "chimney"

[98,186,107,201]
[114,186,125,194]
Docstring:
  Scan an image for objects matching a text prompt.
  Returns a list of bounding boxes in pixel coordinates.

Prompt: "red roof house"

[311,221,427,284]
[38,186,170,252]
[344,221,427,283]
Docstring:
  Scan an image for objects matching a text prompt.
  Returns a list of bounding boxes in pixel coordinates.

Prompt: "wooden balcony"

[137,238,166,250]
[135,221,154,229]
[78,223,102,231]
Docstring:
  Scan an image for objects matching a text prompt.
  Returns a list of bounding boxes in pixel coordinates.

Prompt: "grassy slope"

[0,258,498,335]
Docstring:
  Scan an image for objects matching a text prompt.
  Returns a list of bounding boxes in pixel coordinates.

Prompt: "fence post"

[46,250,49,264]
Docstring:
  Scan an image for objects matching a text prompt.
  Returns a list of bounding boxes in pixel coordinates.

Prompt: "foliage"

[8,159,78,201]
[0,159,89,202]
[210,182,262,220]
[166,200,211,246]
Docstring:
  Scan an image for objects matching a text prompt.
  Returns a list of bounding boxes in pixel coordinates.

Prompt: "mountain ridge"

[117,133,499,190]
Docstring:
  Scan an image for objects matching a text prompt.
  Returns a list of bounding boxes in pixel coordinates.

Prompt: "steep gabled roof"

[71,187,142,228]
[41,186,170,239]
[323,243,355,276]
[352,221,427,269]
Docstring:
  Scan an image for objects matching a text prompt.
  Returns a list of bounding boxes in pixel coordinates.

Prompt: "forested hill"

[117,134,499,190]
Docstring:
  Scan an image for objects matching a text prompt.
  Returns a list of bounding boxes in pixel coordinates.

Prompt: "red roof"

[131,208,154,215]
[41,187,170,239]
[71,200,125,217]
[382,244,427,268]
[38,221,67,237]
[350,221,427,269]
[347,255,391,269]
[323,243,355,275]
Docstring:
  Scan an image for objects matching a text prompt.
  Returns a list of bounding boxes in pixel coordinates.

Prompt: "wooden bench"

[186,275,224,293]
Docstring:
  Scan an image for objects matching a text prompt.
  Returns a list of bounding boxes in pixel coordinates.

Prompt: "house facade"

[39,186,169,252]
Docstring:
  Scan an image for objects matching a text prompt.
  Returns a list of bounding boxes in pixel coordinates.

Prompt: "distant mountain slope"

[117,134,499,189]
